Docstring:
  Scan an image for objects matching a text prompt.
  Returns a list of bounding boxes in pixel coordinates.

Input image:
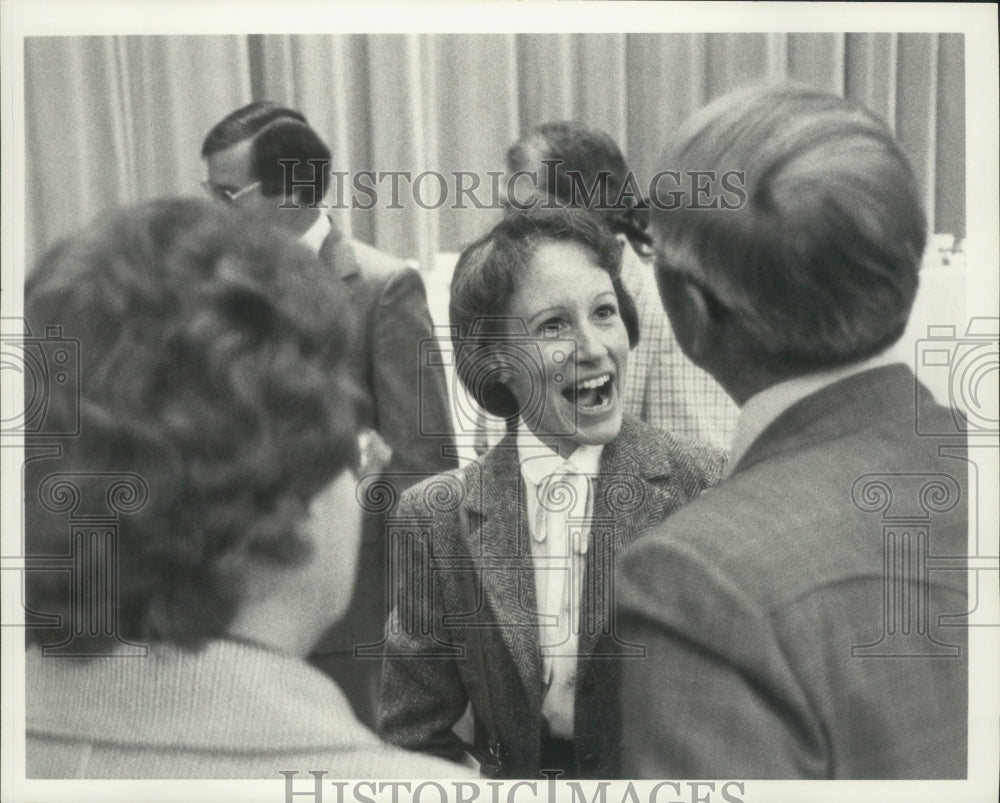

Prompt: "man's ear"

[656,268,719,366]
[679,279,724,362]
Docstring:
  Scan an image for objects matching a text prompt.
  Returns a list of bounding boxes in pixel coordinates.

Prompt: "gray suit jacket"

[317,223,456,481]
[377,416,725,778]
[618,365,969,778]
[310,224,457,725]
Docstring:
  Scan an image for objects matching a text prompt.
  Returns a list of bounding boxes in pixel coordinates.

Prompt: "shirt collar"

[299,212,331,255]
[516,419,604,487]
[727,348,905,475]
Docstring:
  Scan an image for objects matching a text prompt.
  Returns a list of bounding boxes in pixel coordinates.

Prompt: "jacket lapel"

[462,438,543,712]
[579,417,677,659]
[460,419,680,700]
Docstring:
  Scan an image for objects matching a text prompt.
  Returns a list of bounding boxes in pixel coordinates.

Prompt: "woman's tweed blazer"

[377,415,725,778]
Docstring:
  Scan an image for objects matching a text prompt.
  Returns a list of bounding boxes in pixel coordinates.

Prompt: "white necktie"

[533,463,590,737]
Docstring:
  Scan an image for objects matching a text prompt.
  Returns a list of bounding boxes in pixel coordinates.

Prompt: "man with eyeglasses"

[201,101,457,728]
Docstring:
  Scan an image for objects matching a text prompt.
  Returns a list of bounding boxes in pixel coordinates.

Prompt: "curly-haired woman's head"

[449,207,638,457]
[24,198,364,651]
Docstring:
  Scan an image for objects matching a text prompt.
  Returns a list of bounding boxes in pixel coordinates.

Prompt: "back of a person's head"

[201,100,307,157]
[506,121,651,253]
[507,121,629,207]
[202,101,330,203]
[652,83,925,371]
[24,198,361,651]
[252,119,331,203]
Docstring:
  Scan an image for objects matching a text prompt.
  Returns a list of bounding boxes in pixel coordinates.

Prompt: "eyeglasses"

[201,179,261,204]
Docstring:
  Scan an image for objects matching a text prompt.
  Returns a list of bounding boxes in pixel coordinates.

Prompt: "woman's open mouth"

[561,372,615,412]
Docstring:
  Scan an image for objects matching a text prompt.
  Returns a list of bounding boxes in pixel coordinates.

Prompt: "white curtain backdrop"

[24,33,965,270]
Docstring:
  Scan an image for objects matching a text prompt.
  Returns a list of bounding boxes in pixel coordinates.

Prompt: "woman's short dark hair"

[449,206,639,420]
[24,198,362,651]
[651,83,926,371]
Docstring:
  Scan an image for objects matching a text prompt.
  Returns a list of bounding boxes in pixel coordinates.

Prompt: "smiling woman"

[376,207,727,779]
[448,207,639,440]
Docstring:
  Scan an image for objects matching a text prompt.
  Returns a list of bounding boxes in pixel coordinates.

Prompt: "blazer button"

[582,752,596,767]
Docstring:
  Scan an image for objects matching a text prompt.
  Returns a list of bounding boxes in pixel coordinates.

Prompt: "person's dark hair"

[651,83,926,371]
[450,206,639,420]
[506,120,652,256]
[24,198,362,651]
[202,101,330,204]
[251,119,331,203]
[200,100,307,157]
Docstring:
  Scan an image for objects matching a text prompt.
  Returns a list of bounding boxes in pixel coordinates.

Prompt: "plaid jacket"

[377,416,725,779]
[619,244,739,449]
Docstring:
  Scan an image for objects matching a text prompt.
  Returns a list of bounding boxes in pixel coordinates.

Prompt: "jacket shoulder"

[619,415,727,492]
[349,239,411,281]
[323,742,475,779]
[395,461,482,521]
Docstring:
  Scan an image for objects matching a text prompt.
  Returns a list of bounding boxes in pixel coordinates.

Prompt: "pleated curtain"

[24,33,965,271]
